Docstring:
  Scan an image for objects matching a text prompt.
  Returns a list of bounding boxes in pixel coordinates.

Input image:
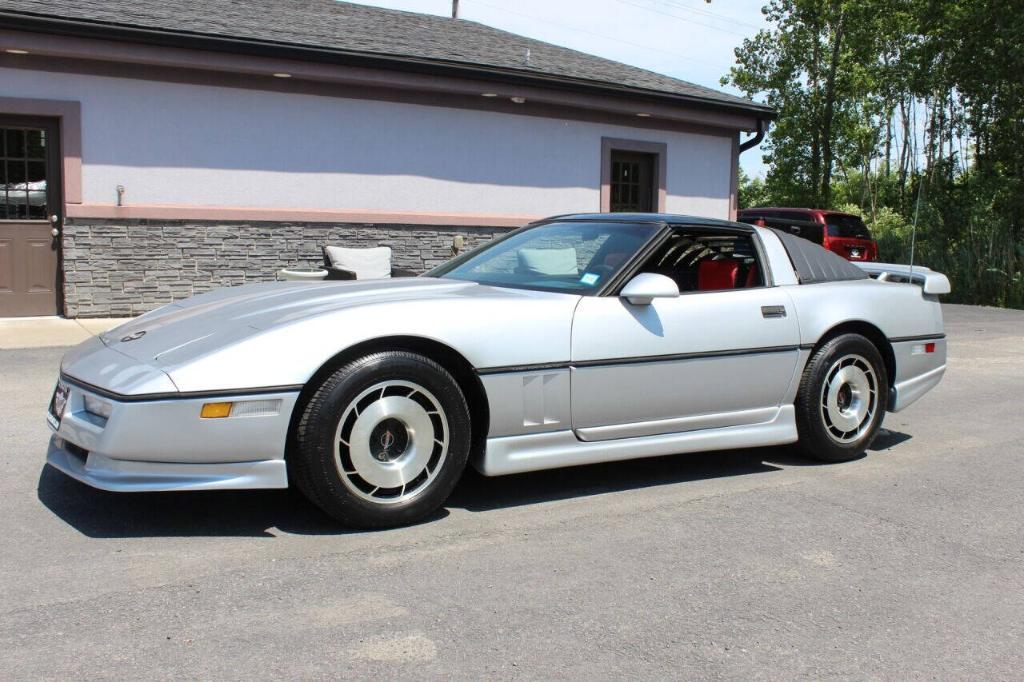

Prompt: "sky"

[344,0,772,177]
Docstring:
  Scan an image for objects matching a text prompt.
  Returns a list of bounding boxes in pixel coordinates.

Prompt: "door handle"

[761,305,787,318]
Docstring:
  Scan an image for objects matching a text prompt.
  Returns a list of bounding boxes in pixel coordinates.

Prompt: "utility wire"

[464,0,721,66]
[649,0,765,32]
[613,0,751,38]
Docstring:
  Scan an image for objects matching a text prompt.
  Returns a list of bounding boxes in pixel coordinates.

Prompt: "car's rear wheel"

[794,333,888,462]
[292,351,471,528]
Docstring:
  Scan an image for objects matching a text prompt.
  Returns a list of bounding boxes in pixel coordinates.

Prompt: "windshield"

[431,221,659,294]
[826,214,871,239]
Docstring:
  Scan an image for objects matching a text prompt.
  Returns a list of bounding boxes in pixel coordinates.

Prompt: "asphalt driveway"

[1,304,1021,679]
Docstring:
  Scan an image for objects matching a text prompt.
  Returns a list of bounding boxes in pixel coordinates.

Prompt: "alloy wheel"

[819,353,879,444]
[333,380,449,504]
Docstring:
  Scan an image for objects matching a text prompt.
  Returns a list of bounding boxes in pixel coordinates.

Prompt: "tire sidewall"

[796,334,889,462]
[297,352,471,528]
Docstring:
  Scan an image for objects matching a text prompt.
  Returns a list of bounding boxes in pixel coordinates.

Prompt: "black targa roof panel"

[769,228,868,284]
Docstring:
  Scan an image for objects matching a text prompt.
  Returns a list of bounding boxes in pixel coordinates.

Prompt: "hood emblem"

[120,330,147,343]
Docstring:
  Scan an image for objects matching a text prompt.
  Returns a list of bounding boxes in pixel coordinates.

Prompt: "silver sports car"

[47,214,950,528]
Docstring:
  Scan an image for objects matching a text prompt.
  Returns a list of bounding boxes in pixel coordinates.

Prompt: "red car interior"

[698,259,740,290]
[745,263,759,287]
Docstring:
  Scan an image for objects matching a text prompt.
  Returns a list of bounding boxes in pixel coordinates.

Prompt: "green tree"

[725,0,887,208]
[725,0,1024,308]
[737,168,770,209]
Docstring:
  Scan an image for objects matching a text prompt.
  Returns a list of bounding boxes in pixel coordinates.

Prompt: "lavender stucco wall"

[61,219,503,318]
[0,66,734,219]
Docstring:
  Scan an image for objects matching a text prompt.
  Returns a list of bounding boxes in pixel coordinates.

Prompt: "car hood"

[64,276,581,395]
[98,278,485,365]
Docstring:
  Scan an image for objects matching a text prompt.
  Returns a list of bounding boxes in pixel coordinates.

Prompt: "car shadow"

[35,465,406,539]
[447,428,912,513]
[447,445,788,513]
[869,428,913,451]
[38,431,912,538]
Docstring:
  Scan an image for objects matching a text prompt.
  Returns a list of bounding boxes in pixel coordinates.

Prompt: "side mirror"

[620,273,679,305]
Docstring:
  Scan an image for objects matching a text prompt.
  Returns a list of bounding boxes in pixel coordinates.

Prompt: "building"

[0,0,773,318]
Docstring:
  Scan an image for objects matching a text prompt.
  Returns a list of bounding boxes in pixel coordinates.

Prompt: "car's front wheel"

[291,351,471,528]
[794,333,889,463]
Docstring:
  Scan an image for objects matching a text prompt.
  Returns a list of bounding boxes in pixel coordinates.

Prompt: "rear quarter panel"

[782,279,946,410]
[782,279,944,344]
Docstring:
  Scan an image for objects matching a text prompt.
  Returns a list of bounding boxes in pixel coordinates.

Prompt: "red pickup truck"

[737,207,878,262]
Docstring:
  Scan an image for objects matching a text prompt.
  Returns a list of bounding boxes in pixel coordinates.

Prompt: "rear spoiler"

[854,262,952,295]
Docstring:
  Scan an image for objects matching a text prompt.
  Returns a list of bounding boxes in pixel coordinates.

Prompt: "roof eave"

[0,11,776,119]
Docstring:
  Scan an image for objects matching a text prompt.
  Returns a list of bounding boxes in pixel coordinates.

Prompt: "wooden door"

[0,117,61,317]
[609,150,655,212]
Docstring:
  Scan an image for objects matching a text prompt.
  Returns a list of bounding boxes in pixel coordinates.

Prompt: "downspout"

[739,119,767,153]
[733,119,767,219]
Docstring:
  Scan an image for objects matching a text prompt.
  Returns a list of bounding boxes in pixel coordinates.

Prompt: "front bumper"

[47,377,298,491]
[47,437,288,491]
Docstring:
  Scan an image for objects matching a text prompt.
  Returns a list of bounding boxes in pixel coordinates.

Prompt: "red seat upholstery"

[745,263,759,287]
[698,259,740,290]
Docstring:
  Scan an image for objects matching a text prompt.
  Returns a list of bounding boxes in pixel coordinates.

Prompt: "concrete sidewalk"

[0,316,130,350]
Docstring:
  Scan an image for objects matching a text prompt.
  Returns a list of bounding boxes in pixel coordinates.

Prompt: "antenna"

[908,173,925,280]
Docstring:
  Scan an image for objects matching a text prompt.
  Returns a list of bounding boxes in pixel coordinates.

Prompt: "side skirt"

[475,405,798,476]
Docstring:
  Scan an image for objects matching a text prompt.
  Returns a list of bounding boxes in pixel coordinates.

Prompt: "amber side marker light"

[201,402,233,418]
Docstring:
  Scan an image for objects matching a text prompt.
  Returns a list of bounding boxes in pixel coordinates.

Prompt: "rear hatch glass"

[825,215,871,239]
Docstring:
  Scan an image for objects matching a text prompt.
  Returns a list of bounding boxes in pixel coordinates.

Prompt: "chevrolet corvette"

[46,214,950,527]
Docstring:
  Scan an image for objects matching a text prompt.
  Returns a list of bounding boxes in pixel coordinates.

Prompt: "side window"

[635,230,765,292]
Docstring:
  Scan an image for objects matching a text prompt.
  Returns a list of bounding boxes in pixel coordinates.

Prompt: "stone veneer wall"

[61,219,507,318]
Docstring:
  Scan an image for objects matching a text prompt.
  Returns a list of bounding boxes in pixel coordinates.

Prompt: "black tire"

[794,333,889,463]
[291,351,471,528]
